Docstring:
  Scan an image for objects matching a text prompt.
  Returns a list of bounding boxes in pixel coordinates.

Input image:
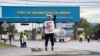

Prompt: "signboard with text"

[1,6,80,23]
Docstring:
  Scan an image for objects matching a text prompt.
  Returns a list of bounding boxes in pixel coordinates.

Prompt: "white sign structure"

[77,28,84,31]
[1,34,7,39]
[0,7,2,18]
[1,21,9,31]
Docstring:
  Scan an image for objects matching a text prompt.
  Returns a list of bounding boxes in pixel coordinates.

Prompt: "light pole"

[53,15,56,28]
[73,22,78,40]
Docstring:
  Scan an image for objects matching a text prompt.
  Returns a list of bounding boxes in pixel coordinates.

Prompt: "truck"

[54,29,67,42]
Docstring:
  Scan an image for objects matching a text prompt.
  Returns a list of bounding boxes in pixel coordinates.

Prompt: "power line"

[0,1,100,8]
[21,0,100,3]
[0,1,39,5]
[0,1,100,6]
[81,6,100,8]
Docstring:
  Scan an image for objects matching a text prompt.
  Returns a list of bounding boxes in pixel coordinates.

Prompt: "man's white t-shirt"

[44,21,55,34]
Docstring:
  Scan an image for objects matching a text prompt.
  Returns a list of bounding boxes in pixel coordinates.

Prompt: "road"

[0,40,100,56]
[9,40,100,52]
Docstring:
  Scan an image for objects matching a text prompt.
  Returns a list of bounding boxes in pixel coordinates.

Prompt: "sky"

[0,0,100,32]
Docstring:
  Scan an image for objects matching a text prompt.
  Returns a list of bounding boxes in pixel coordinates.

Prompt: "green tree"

[0,27,3,34]
[0,23,15,34]
[93,24,100,32]
[76,17,93,34]
[0,22,3,34]
[7,24,15,33]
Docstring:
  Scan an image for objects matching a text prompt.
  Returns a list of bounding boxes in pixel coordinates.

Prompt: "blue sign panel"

[1,6,80,23]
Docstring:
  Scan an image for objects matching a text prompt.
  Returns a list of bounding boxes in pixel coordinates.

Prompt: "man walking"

[9,33,13,45]
[79,33,83,43]
[87,35,91,43]
[44,14,55,51]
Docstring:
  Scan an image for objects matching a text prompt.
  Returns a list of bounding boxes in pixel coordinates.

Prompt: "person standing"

[44,14,55,51]
[87,35,90,43]
[20,32,23,47]
[79,33,83,43]
[22,32,27,48]
[9,33,13,45]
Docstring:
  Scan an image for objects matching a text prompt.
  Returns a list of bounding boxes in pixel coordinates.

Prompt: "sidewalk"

[26,48,91,56]
[1,40,100,56]
[0,47,91,56]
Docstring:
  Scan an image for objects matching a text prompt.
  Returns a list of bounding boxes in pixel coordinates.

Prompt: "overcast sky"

[0,0,100,23]
[0,0,100,32]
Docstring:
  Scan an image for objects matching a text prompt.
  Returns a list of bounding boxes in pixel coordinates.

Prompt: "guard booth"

[0,6,80,40]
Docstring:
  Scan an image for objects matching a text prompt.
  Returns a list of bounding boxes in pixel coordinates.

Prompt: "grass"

[0,42,17,48]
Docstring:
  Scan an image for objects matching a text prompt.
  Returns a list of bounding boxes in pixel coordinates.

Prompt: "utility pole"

[73,22,78,40]
[53,15,56,28]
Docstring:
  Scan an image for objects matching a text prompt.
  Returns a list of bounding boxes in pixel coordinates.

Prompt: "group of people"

[17,14,55,50]
[8,14,95,51]
[79,33,91,43]
[20,32,27,48]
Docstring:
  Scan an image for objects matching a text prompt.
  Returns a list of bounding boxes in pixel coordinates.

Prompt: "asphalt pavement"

[0,40,100,56]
